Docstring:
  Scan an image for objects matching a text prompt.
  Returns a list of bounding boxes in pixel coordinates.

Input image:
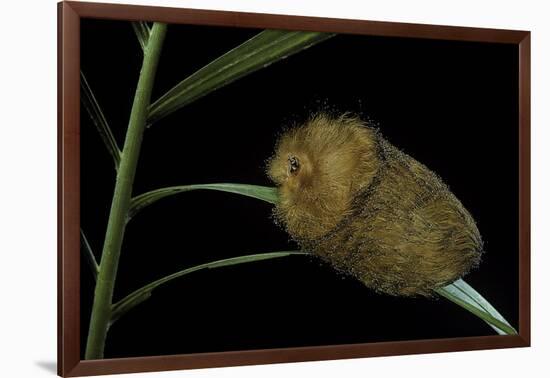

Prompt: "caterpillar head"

[267,113,380,241]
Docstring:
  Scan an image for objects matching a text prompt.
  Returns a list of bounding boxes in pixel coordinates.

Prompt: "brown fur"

[267,113,483,297]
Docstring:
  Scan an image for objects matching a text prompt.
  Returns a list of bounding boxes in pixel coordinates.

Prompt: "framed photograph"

[58,1,530,376]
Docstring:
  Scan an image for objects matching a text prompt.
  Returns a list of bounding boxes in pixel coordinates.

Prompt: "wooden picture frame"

[58,1,530,376]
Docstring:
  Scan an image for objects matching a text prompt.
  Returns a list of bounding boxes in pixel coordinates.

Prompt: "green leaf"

[80,228,99,281]
[147,30,335,124]
[80,71,121,170]
[132,21,151,51]
[436,279,517,335]
[129,183,278,218]
[129,180,515,336]
[110,251,308,323]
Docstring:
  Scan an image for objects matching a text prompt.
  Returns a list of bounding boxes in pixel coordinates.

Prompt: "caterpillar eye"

[288,155,300,175]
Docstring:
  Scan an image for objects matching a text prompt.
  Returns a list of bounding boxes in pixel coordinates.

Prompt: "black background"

[80,18,519,359]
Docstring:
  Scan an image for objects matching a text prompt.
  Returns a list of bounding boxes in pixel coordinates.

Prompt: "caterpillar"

[267,113,483,297]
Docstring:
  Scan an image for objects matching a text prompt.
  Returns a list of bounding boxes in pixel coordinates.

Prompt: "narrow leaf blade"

[148,30,335,124]
[129,183,278,218]
[128,181,515,336]
[80,71,121,170]
[80,229,99,281]
[111,251,307,322]
[451,279,515,331]
[132,21,150,51]
[436,279,517,335]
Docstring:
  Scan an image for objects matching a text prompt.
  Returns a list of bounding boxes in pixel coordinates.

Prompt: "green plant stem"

[84,22,168,360]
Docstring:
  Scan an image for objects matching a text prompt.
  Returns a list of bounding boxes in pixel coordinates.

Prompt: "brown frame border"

[58,1,531,376]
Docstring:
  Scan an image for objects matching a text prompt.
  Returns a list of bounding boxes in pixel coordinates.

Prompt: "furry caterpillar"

[267,113,483,297]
